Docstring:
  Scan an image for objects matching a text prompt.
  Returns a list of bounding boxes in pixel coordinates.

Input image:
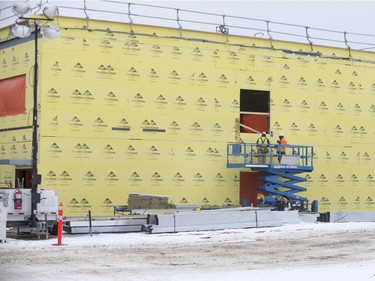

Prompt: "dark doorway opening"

[15,169,32,189]
[240,89,270,134]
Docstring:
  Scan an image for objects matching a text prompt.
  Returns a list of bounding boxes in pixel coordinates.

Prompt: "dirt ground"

[1,225,375,281]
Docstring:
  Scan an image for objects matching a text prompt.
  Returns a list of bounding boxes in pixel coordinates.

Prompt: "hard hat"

[279,132,284,137]
[261,131,266,136]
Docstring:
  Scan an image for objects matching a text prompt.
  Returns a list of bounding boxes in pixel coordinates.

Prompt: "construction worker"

[277,132,287,162]
[256,193,265,206]
[256,131,270,164]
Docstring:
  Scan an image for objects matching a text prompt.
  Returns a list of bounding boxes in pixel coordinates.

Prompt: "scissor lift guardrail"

[227,143,314,209]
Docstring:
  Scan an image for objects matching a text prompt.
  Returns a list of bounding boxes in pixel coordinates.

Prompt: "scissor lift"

[227,143,314,210]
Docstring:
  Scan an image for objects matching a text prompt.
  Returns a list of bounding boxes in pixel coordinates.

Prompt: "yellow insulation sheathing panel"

[2,17,375,214]
[0,165,15,188]
[39,135,238,215]
[0,39,34,146]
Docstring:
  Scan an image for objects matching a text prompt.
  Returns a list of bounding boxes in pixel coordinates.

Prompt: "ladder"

[227,143,314,209]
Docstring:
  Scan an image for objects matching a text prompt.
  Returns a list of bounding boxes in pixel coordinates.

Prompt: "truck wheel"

[49,223,58,235]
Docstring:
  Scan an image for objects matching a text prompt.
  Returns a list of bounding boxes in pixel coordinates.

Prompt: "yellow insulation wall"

[0,37,33,167]
[1,17,375,215]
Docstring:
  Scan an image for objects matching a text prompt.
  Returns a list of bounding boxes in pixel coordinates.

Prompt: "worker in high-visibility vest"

[256,131,270,164]
[277,132,287,162]
[256,193,265,206]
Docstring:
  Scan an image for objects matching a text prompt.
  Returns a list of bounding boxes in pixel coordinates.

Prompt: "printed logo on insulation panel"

[189,122,203,135]
[129,172,142,186]
[319,197,331,206]
[365,197,374,207]
[72,62,86,77]
[48,142,63,157]
[154,94,167,108]
[168,121,181,134]
[73,143,92,158]
[214,173,225,185]
[112,118,131,132]
[105,171,119,184]
[104,91,118,105]
[206,147,221,160]
[68,198,91,209]
[103,144,116,159]
[46,88,60,101]
[70,89,94,104]
[193,172,205,186]
[93,117,108,131]
[83,171,97,185]
[151,172,163,185]
[172,172,185,185]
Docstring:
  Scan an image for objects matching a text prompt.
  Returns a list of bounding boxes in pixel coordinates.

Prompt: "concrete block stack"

[128,193,176,209]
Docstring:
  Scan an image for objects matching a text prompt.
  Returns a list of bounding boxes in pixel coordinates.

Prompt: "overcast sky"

[1,1,375,50]
[138,0,375,34]
[1,1,374,33]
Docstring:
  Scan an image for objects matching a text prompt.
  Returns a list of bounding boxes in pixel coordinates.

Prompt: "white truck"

[0,188,58,233]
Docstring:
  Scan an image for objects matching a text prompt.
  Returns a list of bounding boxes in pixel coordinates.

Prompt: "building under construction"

[0,1,375,216]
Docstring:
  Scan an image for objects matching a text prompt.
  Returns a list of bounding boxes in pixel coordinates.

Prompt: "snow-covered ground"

[1,222,375,281]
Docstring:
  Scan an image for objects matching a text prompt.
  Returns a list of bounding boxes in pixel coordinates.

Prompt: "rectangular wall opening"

[0,74,26,117]
[240,89,270,134]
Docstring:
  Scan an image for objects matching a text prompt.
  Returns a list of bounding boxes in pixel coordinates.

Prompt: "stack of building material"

[128,193,176,210]
[329,211,375,222]
[64,216,147,234]
[146,208,319,234]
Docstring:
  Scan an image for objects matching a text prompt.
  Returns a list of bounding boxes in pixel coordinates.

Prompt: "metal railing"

[227,143,314,170]
[1,1,375,54]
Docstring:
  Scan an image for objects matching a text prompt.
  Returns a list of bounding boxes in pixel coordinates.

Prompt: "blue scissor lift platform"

[227,143,314,210]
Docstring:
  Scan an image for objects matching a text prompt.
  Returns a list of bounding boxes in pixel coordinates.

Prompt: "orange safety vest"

[278,137,287,153]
